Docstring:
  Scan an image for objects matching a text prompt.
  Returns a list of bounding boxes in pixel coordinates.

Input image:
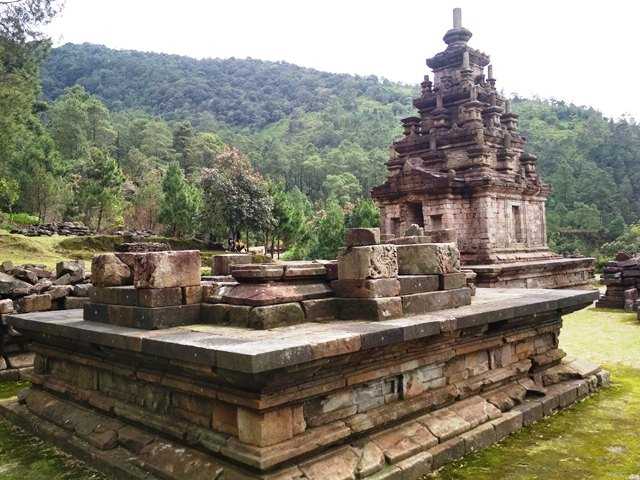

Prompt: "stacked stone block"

[201,261,334,329]
[333,227,471,321]
[597,252,640,310]
[85,250,202,329]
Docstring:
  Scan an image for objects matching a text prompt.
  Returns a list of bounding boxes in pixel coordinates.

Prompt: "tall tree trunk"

[97,204,104,232]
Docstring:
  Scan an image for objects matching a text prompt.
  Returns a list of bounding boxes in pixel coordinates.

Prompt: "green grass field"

[0,231,223,272]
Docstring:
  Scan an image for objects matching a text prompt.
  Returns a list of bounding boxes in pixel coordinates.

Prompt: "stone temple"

[0,234,606,479]
[372,8,595,289]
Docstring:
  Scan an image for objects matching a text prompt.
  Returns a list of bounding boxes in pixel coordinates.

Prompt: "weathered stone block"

[13,267,38,284]
[200,303,251,327]
[222,281,331,306]
[418,408,471,441]
[91,254,132,287]
[356,441,386,478]
[131,251,201,288]
[0,272,31,295]
[513,400,543,426]
[212,401,237,436]
[439,272,467,290]
[429,437,465,470]
[231,264,284,282]
[91,286,183,307]
[395,451,433,479]
[338,245,398,280]
[402,288,471,315]
[335,297,403,321]
[427,228,457,243]
[182,285,203,305]
[90,285,137,305]
[56,260,85,283]
[345,228,380,247]
[0,298,14,314]
[64,296,89,309]
[83,302,201,329]
[398,275,439,295]
[283,262,327,279]
[72,283,93,297]
[211,254,252,275]
[372,422,436,464]
[248,303,305,329]
[331,278,400,298]
[17,293,52,313]
[405,224,424,236]
[491,410,523,441]
[396,243,460,275]
[48,285,72,300]
[301,298,338,321]
[402,364,445,398]
[299,446,359,480]
[460,421,497,454]
[237,406,293,447]
[138,287,184,307]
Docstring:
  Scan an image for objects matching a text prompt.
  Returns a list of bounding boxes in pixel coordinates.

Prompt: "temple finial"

[453,8,462,28]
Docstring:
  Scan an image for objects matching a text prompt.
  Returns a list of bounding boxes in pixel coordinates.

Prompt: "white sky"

[44,0,637,119]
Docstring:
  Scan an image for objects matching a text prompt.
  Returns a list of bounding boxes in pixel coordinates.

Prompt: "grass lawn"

[0,231,224,271]
[0,304,635,478]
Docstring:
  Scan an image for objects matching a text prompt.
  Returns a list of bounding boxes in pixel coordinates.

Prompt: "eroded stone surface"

[396,243,460,275]
[91,254,132,287]
[131,251,201,288]
[338,245,398,280]
[346,228,381,247]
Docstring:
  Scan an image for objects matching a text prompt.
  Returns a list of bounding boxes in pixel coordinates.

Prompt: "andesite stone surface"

[1,287,604,479]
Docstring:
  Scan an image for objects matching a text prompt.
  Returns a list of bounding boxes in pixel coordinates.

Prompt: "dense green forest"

[3,4,640,262]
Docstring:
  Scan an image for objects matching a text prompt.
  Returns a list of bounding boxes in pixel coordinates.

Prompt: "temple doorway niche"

[429,214,443,230]
[512,205,524,243]
[406,202,424,227]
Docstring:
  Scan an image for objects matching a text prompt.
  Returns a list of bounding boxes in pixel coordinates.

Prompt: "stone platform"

[468,258,595,289]
[0,288,605,479]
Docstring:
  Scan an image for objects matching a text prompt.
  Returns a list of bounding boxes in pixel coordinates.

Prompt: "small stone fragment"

[345,228,381,247]
[91,254,132,287]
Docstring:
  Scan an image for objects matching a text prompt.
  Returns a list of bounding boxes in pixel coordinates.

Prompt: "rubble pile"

[11,222,93,237]
[597,251,640,311]
[0,260,91,314]
[115,242,171,252]
[0,259,92,378]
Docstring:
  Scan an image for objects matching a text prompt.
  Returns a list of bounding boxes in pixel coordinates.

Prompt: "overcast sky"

[44,0,636,119]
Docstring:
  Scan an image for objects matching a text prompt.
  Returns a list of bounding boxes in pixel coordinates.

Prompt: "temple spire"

[453,8,462,28]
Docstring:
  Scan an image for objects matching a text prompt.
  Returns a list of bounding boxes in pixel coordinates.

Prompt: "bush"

[9,212,39,226]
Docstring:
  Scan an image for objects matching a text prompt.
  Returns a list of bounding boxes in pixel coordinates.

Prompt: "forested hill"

[41,43,413,129]
[38,43,640,259]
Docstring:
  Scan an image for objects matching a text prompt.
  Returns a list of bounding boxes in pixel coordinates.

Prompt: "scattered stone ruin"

[0,259,91,379]
[371,8,595,289]
[597,251,640,311]
[0,228,606,479]
[11,221,93,237]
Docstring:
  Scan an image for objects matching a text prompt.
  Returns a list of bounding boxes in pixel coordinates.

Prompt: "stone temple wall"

[380,192,549,265]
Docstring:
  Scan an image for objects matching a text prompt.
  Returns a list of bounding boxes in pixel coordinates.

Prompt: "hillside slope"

[40,43,640,257]
[42,43,413,129]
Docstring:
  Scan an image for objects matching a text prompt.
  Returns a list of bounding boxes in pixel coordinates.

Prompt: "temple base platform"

[0,288,605,479]
[468,258,596,289]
